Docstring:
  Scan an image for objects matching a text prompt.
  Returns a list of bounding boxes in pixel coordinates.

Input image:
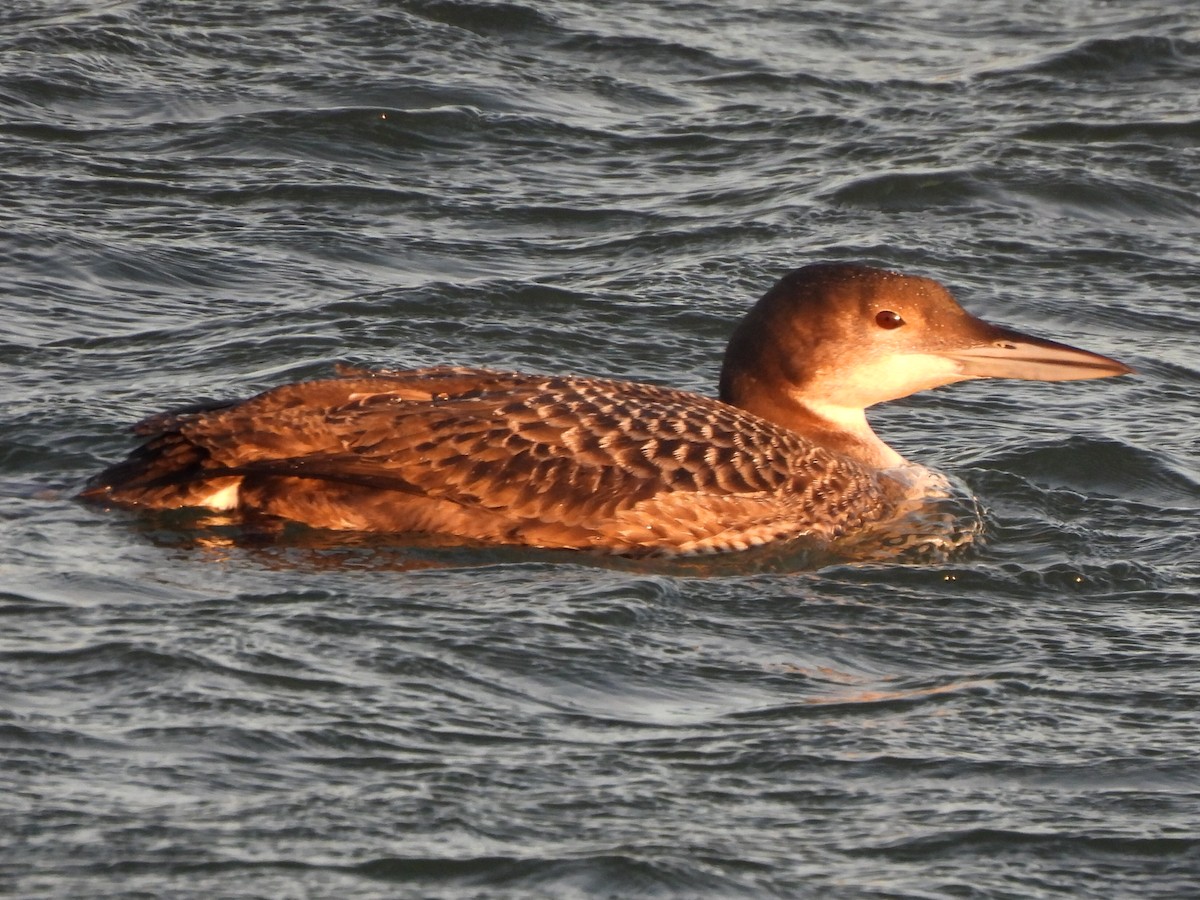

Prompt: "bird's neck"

[723,380,905,469]
[785,399,906,469]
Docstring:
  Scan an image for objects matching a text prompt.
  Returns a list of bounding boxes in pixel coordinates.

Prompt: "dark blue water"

[3,1,1199,897]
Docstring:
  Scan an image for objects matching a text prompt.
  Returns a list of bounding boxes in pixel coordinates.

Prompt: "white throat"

[795,398,907,469]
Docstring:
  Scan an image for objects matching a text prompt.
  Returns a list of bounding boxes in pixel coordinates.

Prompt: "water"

[2,1,1199,897]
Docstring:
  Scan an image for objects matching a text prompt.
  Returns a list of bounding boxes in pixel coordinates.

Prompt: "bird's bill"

[944,319,1134,382]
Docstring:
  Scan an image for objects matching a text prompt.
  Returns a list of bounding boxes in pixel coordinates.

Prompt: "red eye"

[875,310,904,329]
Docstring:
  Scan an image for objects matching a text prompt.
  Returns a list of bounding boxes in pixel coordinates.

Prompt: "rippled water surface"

[3,1,1199,897]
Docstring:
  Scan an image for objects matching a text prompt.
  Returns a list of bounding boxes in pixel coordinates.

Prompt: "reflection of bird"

[80,263,1131,556]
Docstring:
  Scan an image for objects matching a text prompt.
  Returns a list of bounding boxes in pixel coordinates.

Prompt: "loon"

[80,263,1132,556]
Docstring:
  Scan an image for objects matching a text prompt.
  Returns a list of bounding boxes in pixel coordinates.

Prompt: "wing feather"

[85,366,893,549]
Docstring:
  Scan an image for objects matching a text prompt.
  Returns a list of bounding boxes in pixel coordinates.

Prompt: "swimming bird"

[80,263,1132,556]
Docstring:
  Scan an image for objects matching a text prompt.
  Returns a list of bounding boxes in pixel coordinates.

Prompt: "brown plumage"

[79,263,1132,556]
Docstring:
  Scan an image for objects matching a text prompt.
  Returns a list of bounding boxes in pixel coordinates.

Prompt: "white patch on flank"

[199,481,241,510]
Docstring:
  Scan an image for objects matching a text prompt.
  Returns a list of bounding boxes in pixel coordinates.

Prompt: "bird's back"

[81,365,897,555]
